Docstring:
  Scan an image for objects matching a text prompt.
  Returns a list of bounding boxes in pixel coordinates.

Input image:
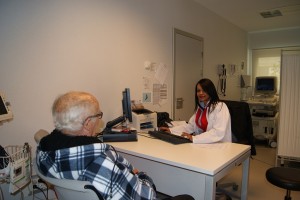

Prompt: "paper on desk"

[171,121,187,127]
[164,121,186,128]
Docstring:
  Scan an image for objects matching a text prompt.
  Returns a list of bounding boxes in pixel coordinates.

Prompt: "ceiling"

[194,0,300,32]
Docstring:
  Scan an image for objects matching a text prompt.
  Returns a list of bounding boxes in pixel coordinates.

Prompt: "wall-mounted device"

[240,75,251,101]
[217,64,225,76]
[217,64,226,96]
[0,93,13,122]
[229,64,236,75]
[241,75,251,88]
[132,109,157,132]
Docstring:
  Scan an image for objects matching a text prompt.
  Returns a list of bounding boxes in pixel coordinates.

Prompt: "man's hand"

[132,168,139,174]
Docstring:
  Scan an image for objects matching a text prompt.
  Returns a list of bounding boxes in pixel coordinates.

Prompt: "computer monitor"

[122,88,133,123]
[0,93,13,122]
[254,76,277,96]
[101,88,137,142]
[105,88,133,128]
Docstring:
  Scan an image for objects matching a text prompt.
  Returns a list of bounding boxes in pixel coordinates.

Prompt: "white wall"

[0,0,247,149]
[248,27,300,49]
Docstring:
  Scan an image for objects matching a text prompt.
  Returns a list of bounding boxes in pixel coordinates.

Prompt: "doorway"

[173,28,203,121]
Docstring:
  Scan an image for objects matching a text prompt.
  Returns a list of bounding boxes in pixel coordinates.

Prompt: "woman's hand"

[159,127,171,133]
[181,132,193,141]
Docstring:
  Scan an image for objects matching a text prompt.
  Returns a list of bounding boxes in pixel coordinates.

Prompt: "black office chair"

[266,167,300,200]
[217,100,257,199]
[223,100,256,156]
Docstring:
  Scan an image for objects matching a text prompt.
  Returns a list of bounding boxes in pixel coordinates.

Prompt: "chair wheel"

[232,184,238,191]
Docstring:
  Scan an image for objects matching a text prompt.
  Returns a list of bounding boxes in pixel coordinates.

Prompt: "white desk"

[109,135,251,200]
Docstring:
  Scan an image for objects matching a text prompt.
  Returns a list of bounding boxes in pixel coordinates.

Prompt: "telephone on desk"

[99,116,138,142]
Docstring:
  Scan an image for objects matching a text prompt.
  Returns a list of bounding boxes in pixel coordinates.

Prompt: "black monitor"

[102,88,137,142]
[105,88,132,128]
[0,93,13,122]
[254,76,277,96]
[122,88,133,123]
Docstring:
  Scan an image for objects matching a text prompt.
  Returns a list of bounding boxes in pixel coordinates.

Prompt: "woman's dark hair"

[194,78,220,113]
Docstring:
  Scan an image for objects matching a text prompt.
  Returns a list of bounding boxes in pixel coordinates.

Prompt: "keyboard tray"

[148,131,192,145]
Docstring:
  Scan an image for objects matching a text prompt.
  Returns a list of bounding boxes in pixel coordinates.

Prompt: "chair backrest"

[33,129,104,200]
[33,159,103,200]
[34,129,49,144]
[223,100,257,155]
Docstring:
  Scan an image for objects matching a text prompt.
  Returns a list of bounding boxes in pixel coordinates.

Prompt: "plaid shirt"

[36,143,156,200]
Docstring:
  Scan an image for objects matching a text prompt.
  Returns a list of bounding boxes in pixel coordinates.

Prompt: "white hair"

[52,91,99,132]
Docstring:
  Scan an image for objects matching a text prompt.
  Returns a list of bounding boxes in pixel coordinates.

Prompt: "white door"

[173,29,203,121]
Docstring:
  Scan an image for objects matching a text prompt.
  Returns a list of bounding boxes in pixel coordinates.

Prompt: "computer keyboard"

[148,131,192,145]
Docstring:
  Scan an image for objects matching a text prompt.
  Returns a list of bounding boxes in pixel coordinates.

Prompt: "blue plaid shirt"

[36,143,156,199]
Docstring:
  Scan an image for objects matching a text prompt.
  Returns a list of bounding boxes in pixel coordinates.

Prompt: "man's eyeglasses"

[83,112,103,124]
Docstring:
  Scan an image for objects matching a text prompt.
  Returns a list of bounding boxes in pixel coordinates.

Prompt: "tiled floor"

[218,144,300,200]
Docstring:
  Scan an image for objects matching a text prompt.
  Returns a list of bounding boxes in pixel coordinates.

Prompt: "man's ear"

[83,118,92,130]
[81,118,94,136]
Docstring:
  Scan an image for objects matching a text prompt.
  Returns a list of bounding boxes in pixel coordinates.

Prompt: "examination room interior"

[1,0,300,199]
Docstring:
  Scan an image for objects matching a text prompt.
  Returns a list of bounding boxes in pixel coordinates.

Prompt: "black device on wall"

[0,93,13,122]
[217,64,226,96]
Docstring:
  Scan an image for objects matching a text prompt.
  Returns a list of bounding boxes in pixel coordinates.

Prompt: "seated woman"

[160,78,232,144]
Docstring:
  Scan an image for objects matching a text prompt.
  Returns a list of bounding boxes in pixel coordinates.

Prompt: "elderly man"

[36,91,194,200]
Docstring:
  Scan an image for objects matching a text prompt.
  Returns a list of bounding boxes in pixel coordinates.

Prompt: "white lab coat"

[170,102,232,144]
